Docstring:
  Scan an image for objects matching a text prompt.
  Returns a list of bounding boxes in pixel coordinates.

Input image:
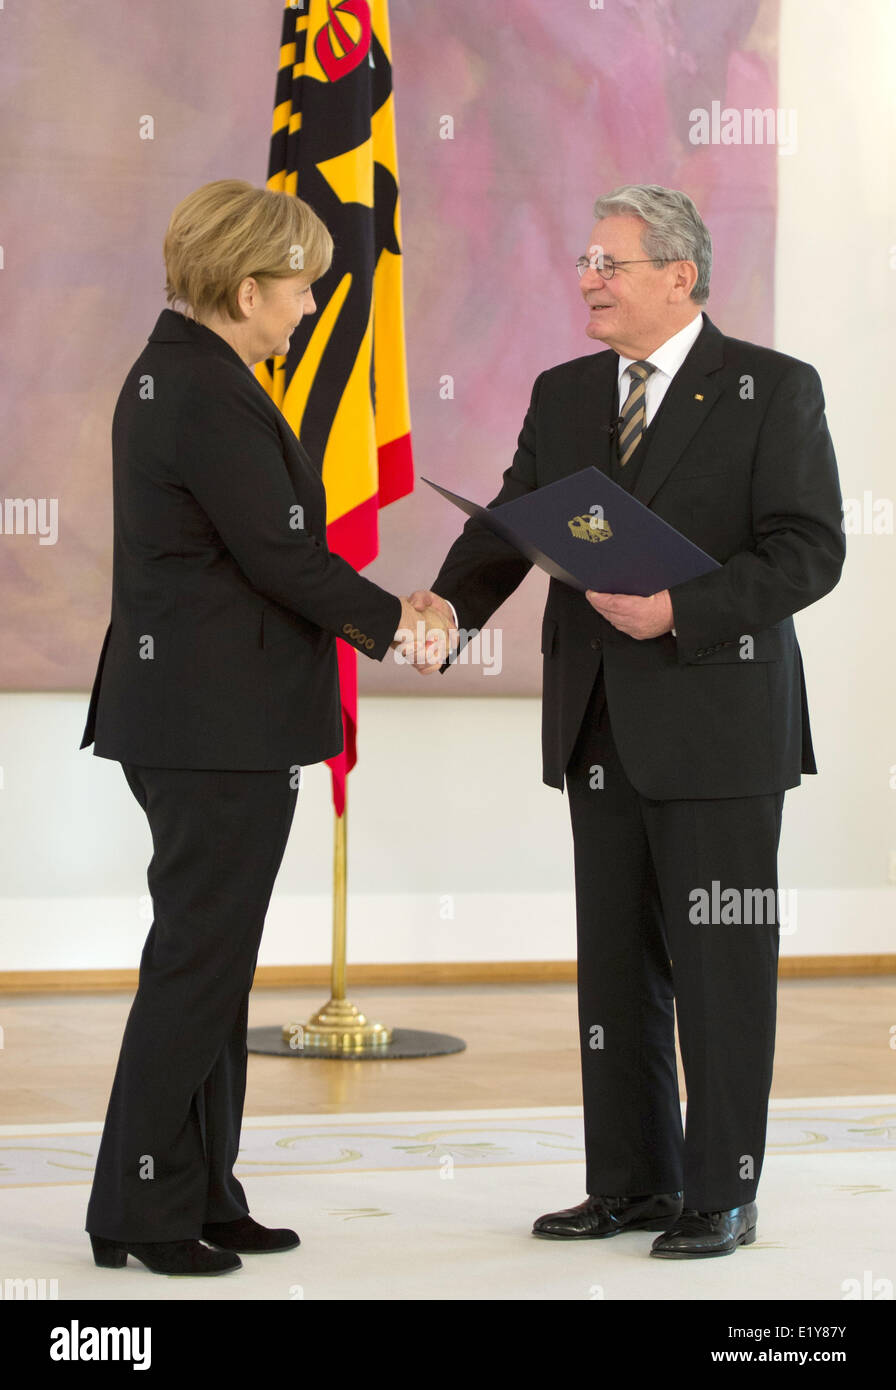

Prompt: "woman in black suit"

[81,179,447,1275]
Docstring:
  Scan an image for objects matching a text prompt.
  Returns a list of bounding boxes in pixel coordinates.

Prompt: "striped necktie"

[617,360,656,467]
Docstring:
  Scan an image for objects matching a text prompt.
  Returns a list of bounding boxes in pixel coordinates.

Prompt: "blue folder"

[423,467,721,596]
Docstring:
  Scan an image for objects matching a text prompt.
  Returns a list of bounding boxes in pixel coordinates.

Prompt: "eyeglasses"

[575,254,667,279]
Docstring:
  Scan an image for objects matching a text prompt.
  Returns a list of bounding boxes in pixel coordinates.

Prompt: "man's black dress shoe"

[532,1191,683,1239]
[201,1215,300,1253]
[650,1202,757,1258]
[89,1235,241,1275]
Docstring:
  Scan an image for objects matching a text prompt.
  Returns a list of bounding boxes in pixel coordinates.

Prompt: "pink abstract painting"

[0,0,779,695]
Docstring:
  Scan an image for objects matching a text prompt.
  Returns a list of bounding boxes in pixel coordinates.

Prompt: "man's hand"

[392,596,455,671]
[585,588,674,640]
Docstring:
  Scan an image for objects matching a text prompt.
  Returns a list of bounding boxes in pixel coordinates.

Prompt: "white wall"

[770,0,895,941]
[1,0,893,973]
[0,694,579,970]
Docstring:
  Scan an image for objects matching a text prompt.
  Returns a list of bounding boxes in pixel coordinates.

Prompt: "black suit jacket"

[81,309,402,769]
[431,314,845,798]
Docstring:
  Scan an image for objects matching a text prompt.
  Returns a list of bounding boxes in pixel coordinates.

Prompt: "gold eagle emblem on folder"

[568,513,613,543]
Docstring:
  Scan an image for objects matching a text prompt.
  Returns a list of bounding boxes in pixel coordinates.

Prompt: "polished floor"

[0,977,893,1125]
[1,979,894,1302]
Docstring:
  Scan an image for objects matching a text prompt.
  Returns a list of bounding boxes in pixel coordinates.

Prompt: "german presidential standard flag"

[257,0,414,815]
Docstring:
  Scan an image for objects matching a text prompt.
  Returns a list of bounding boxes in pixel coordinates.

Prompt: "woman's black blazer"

[81,309,402,769]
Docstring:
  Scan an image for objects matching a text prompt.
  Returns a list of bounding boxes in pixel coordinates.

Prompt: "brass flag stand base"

[282,791,392,1053]
[247,784,465,1062]
[297,996,392,1053]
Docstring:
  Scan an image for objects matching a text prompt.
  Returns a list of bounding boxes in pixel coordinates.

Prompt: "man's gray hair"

[592,184,712,304]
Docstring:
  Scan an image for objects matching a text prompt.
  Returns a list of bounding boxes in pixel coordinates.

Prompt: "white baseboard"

[0,888,890,971]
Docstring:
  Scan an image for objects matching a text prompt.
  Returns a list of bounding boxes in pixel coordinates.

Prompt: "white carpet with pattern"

[0,1098,893,1301]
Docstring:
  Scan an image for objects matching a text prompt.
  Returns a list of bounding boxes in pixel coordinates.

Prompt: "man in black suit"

[410,184,845,1257]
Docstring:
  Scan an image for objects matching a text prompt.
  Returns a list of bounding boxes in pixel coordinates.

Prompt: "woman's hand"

[392,596,456,671]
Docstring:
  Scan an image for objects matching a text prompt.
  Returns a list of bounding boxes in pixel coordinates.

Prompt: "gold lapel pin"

[694,393,704,401]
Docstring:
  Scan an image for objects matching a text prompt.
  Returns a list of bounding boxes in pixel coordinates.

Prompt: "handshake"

[390,590,459,675]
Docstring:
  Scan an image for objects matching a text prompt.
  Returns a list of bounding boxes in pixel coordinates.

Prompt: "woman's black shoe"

[201,1215,300,1252]
[89,1234,242,1275]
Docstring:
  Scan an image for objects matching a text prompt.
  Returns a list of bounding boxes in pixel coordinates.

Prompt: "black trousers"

[85,763,298,1242]
[565,673,784,1212]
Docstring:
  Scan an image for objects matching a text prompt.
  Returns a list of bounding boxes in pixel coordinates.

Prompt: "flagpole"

[283,783,392,1052]
[249,0,461,1063]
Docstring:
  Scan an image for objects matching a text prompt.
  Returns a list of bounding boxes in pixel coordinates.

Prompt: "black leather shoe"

[89,1234,241,1275]
[650,1202,757,1258]
[201,1215,300,1253]
[532,1191,683,1239]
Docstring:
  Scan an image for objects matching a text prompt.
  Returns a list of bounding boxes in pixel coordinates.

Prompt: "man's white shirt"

[617,310,704,423]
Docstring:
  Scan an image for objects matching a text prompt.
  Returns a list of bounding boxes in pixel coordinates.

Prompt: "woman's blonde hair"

[163,179,334,321]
